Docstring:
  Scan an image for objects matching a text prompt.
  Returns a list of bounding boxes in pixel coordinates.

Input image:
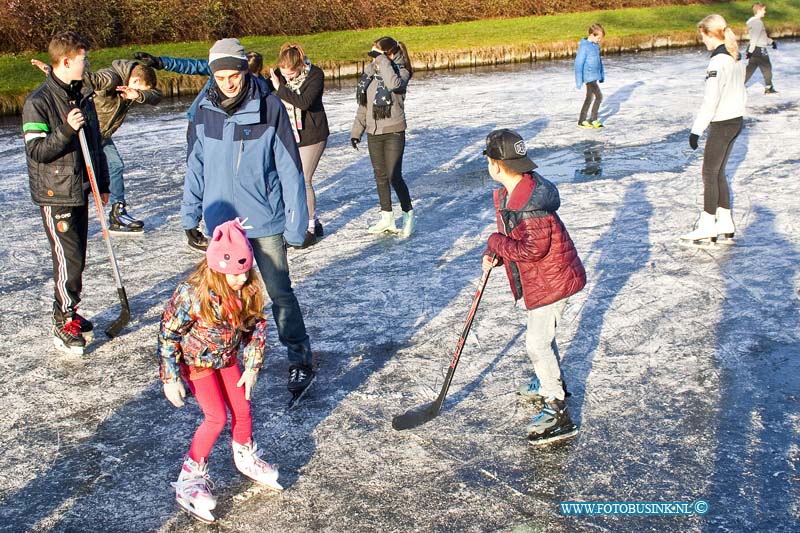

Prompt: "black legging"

[579,81,603,123]
[702,117,742,214]
[367,131,413,212]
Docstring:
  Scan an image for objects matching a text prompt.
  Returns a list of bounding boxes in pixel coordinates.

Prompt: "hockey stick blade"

[104,287,131,338]
[391,402,438,431]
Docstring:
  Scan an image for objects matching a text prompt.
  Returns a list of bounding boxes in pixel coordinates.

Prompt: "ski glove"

[350,138,360,150]
[164,381,186,408]
[689,133,699,151]
[772,41,777,50]
[133,52,164,70]
[237,369,259,400]
[746,51,753,60]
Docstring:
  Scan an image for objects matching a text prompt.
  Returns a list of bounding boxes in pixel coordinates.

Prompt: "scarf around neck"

[356,58,402,120]
[280,58,312,143]
[208,73,251,116]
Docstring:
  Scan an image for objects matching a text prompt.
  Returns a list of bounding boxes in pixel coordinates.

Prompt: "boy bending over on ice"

[482,129,586,446]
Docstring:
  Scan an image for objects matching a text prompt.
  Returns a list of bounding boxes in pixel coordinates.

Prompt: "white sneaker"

[171,457,216,524]
[367,211,399,234]
[400,209,416,238]
[233,441,284,491]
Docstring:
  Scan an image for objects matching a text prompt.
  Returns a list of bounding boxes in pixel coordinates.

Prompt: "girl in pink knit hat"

[156,218,282,524]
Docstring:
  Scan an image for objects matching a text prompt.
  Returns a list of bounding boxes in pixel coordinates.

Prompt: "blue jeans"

[250,234,312,368]
[103,139,125,205]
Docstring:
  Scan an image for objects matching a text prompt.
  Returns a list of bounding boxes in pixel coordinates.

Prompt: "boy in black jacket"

[22,31,110,355]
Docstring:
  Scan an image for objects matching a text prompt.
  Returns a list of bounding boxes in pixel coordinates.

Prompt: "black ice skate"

[288,365,316,408]
[73,310,94,343]
[526,398,579,446]
[186,229,209,253]
[53,317,86,356]
[108,202,144,235]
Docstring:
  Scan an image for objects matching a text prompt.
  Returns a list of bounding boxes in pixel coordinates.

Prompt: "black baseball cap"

[483,129,537,173]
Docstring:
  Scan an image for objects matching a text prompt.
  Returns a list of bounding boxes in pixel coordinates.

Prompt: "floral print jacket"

[157,282,267,383]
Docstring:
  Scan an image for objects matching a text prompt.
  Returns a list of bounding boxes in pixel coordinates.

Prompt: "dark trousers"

[579,81,603,123]
[702,117,742,214]
[40,201,89,324]
[367,131,413,212]
[745,48,773,86]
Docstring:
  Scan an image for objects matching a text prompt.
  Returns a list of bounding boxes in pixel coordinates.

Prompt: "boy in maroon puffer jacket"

[482,129,586,446]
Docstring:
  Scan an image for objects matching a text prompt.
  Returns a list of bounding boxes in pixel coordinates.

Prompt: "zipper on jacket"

[235,139,244,176]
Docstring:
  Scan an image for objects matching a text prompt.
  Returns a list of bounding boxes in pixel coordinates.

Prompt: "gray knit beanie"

[209,38,247,73]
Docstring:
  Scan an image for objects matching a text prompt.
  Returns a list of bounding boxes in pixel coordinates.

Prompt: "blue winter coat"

[574,38,604,88]
[182,75,308,245]
[160,56,270,122]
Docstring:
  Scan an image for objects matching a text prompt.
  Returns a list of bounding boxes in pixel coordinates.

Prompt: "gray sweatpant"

[526,297,569,400]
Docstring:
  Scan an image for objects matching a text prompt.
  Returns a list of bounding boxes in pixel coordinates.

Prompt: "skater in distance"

[157,219,283,524]
[351,36,416,238]
[574,23,606,129]
[482,129,586,446]
[745,2,779,94]
[682,14,746,248]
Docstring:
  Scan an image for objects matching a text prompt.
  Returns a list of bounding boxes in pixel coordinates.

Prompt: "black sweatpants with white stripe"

[40,201,89,324]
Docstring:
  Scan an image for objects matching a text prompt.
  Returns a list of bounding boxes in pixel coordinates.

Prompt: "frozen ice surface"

[0,43,799,532]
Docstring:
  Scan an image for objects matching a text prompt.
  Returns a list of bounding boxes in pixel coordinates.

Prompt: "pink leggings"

[188,364,252,462]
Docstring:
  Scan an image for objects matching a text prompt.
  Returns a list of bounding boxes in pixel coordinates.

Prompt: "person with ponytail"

[681,14,746,248]
[269,43,330,248]
[158,219,283,523]
[350,36,416,238]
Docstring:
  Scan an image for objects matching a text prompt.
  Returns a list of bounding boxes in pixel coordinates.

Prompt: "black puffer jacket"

[22,73,109,206]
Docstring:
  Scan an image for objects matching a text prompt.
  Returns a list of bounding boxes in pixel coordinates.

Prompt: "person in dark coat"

[269,42,330,247]
[482,129,586,446]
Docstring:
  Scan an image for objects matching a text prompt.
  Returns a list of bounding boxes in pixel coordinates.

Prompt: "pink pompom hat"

[206,218,254,275]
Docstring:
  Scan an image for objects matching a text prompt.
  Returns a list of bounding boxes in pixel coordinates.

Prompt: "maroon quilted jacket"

[486,172,586,310]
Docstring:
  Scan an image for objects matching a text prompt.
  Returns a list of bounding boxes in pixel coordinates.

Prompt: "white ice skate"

[715,207,736,245]
[680,211,717,249]
[233,440,284,491]
[367,211,400,235]
[171,457,217,524]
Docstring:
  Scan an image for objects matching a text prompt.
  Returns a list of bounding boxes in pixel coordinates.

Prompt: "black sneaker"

[109,202,144,233]
[314,220,324,237]
[526,398,578,446]
[53,318,86,355]
[186,229,209,252]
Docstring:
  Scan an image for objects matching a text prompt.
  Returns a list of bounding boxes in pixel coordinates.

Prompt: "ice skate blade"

[288,375,316,409]
[82,330,94,344]
[53,337,84,356]
[715,234,735,245]
[241,474,284,492]
[679,238,717,250]
[175,497,216,524]
[108,228,145,237]
[527,426,579,447]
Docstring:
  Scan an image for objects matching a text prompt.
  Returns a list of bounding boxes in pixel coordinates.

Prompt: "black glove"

[350,138,360,150]
[746,50,752,60]
[133,51,164,70]
[772,41,777,50]
[689,133,699,151]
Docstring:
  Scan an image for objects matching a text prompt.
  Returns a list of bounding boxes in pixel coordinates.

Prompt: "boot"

[526,398,579,446]
[108,202,144,234]
[171,456,216,524]
[680,211,717,246]
[764,85,778,94]
[232,441,283,491]
[400,209,416,238]
[715,207,735,244]
[367,211,399,234]
[314,219,324,237]
[52,316,86,356]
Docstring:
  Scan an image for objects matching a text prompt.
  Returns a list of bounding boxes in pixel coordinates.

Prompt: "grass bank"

[1,0,798,116]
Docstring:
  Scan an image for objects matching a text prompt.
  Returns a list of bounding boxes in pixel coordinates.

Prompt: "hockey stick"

[77,128,131,338]
[392,260,494,430]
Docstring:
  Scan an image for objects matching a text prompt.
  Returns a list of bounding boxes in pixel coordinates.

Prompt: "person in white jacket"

[745,2,778,93]
[682,14,746,247]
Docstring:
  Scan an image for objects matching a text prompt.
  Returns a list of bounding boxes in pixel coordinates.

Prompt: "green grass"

[1,0,798,110]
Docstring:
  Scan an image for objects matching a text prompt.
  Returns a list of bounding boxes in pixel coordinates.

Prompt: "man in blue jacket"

[181,37,315,400]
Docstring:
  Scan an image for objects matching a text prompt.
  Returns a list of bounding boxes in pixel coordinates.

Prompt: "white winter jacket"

[691,46,746,136]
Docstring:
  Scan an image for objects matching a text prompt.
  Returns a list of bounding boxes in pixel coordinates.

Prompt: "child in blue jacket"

[574,24,606,129]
